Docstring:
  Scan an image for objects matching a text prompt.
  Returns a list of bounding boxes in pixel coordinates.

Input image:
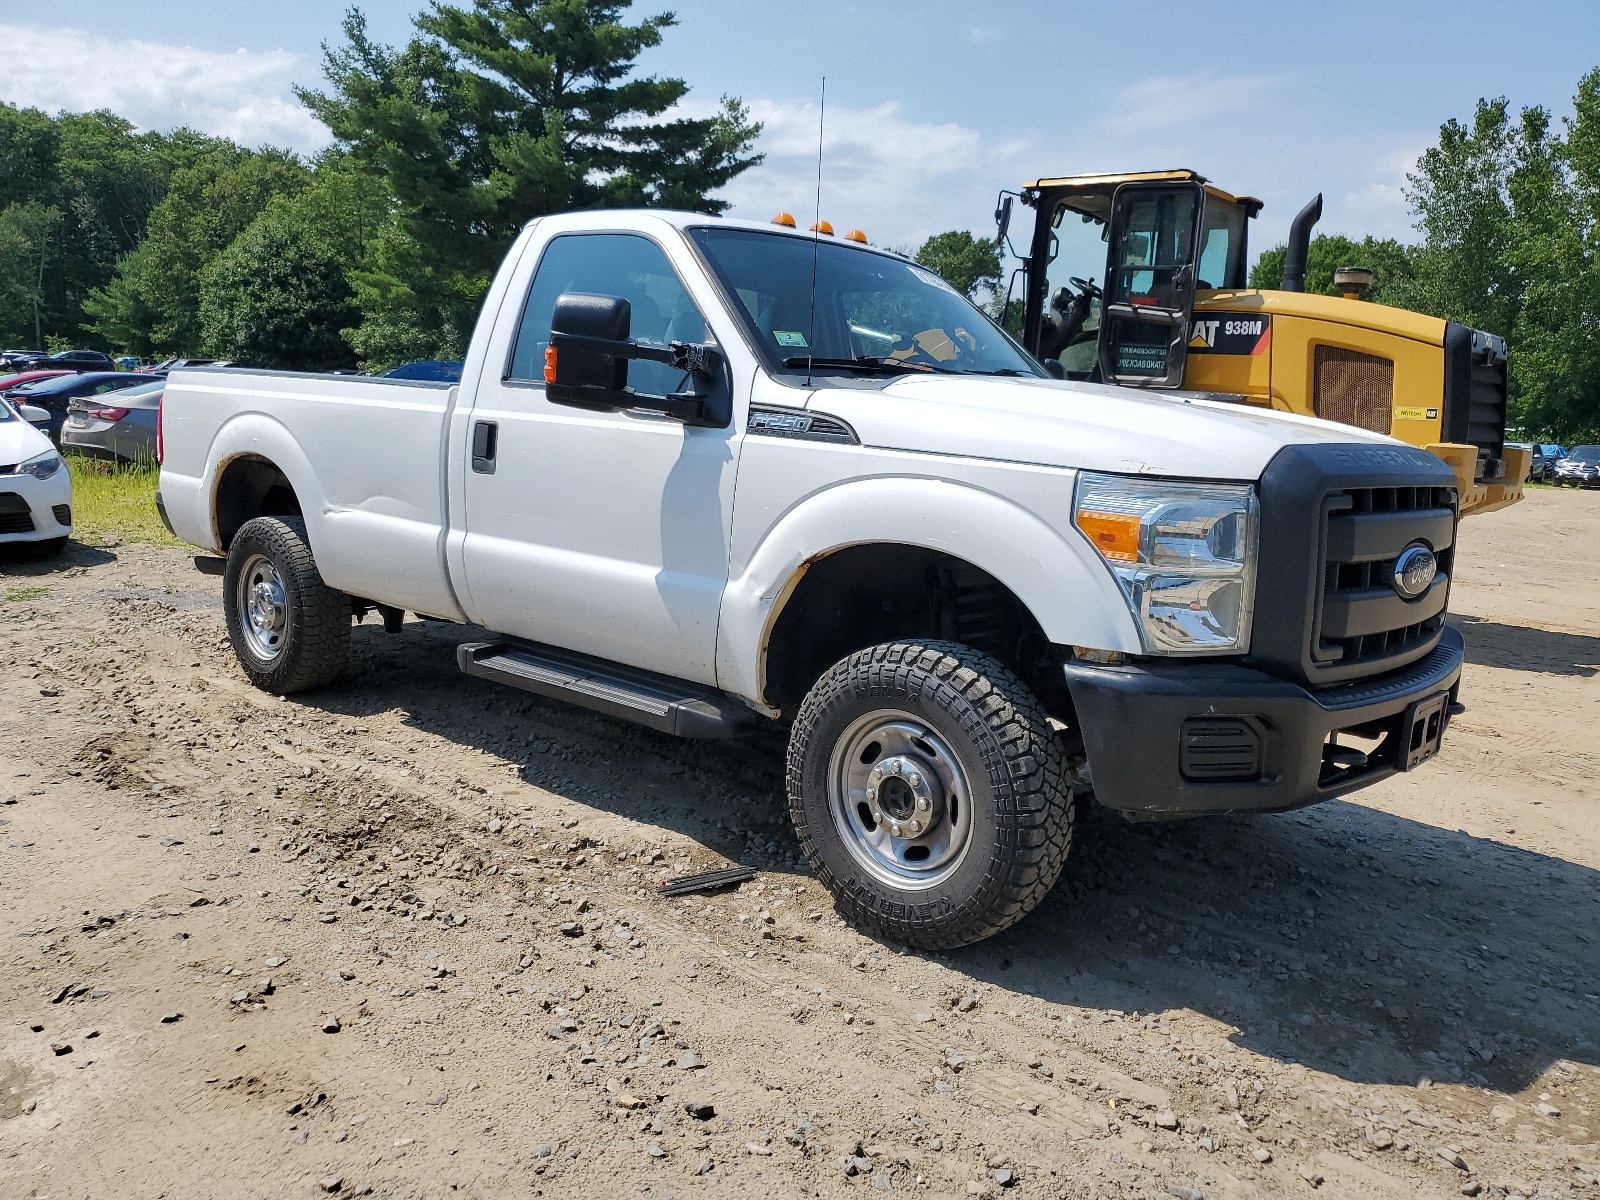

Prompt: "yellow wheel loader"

[997,170,1527,516]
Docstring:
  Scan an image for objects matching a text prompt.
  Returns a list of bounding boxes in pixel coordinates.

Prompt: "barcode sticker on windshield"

[773,330,809,348]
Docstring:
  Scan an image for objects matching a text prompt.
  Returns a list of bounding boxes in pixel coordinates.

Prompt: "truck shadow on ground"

[958,801,1600,1097]
[1451,612,1600,677]
[321,620,1598,1097]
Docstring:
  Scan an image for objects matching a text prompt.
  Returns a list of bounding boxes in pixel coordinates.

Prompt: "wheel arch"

[204,413,326,553]
[715,476,1141,712]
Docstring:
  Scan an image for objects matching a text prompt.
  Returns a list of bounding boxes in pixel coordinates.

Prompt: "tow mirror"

[18,403,50,427]
[546,291,725,423]
[545,292,633,411]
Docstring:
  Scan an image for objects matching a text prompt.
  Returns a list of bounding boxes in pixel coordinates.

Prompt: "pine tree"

[298,1,762,366]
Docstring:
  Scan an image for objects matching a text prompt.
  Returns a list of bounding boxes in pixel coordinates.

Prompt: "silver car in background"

[60,378,162,464]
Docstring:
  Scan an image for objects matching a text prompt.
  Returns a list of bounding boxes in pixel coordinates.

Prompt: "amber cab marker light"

[543,346,558,383]
[811,220,835,235]
[1074,509,1141,563]
[771,212,797,227]
[844,229,868,244]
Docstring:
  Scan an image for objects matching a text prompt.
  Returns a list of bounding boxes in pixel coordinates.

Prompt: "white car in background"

[0,397,72,556]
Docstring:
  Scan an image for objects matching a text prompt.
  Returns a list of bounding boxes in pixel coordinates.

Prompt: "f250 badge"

[1188,314,1271,356]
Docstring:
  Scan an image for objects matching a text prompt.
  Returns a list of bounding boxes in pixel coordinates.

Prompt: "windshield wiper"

[781,355,959,376]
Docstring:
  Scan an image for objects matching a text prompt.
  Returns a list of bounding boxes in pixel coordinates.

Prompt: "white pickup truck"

[158,208,1464,948]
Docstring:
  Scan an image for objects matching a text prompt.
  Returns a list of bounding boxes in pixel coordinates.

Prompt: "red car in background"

[0,369,73,392]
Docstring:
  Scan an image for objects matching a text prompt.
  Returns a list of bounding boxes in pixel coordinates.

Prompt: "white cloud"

[714,98,1018,250]
[0,23,329,152]
[1097,71,1288,136]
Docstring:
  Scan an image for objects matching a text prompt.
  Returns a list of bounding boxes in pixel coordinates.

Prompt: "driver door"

[1097,182,1205,388]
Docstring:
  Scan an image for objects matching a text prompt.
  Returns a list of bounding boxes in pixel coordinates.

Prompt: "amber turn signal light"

[1073,509,1141,562]
[544,345,558,383]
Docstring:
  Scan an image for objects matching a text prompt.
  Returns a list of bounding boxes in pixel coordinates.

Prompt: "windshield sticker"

[909,266,959,294]
[773,330,809,348]
[1188,314,1271,355]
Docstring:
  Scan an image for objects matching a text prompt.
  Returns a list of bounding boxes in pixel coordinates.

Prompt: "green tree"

[297,2,763,366]
[86,146,310,355]
[913,230,1002,300]
[1248,234,1419,307]
[197,153,389,369]
[1397,81,1600,441]
[0,202,63,348]
[199,210,359,370]
[0,103,225,347]
[1404,98,1521,339]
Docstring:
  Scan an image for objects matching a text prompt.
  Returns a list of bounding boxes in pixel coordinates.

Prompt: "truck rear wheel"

[787,640,1073,950]
[223,515,350,694]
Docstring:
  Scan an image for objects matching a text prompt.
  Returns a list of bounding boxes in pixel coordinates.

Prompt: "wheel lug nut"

[916,798,930,810]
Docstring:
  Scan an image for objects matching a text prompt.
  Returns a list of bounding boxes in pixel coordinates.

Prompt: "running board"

[456,641,752,739]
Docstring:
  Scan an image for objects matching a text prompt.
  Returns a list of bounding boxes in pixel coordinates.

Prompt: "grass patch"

[3,586,51,603]
[65,453,185,548]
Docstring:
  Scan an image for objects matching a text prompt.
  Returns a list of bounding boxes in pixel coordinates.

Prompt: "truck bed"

[158,367,466,620]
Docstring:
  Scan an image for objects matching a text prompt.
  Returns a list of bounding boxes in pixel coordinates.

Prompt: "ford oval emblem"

[1392,543,1438,600]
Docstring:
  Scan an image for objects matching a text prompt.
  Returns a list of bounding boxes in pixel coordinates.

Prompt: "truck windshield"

[688,227,1046,378]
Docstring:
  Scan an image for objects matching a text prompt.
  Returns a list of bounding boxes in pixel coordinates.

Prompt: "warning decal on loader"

[1188,314,1271,355]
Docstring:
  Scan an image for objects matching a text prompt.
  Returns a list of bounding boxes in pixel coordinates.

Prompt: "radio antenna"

[806,77,825,387]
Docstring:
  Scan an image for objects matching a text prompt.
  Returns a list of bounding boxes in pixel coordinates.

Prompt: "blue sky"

[4,0,1599,261]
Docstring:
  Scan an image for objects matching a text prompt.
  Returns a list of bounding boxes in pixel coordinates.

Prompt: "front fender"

[715,474,1141,706]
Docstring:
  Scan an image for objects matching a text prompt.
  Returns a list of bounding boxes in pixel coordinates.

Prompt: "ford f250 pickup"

[157,209,1464,949]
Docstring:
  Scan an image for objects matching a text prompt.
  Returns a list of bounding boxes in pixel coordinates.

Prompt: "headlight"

[1073,472,1258,655]
[20,450,63,480]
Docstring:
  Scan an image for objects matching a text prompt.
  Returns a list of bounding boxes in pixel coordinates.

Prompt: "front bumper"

[0,467,73,543]
[1062,625,1464,817]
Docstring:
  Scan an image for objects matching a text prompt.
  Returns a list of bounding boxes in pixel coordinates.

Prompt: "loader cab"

[1010,170,1260,386]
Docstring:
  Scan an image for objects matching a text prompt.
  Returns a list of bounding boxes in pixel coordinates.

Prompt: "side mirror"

[994,194,1013,245]
[545,291,724,423]
[545,292,632,411]
[18,403,50,427]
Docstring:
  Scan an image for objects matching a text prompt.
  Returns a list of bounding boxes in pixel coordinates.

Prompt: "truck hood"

[811,374,1399,482]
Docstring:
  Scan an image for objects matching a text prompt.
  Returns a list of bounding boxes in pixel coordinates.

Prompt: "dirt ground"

[1,488,1598,1200]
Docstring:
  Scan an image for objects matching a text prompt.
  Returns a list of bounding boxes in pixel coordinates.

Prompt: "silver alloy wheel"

[827,710,974,890]
[236,553,288,662]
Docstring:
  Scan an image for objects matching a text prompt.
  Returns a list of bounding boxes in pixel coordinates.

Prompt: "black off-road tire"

[787,640,1074,950]
[223,515,350,694]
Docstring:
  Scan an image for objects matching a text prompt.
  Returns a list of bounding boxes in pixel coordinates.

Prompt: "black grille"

[1251,443,1461,688]
[52,504,71,526]
[0,490,36,534]
[1315,485,1456,671]
[1179,717,1263,781]
[1443,322,1508,479]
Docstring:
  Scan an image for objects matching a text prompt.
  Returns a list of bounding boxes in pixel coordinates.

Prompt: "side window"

[508,233,708,398]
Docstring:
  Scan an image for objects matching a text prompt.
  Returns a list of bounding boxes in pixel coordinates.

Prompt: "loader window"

[1197,199,1247,290]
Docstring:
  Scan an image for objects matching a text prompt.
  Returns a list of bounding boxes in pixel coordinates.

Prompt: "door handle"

[471,420,497,474]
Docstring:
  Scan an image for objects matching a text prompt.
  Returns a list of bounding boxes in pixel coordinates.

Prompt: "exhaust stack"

[1279,193,1323,293]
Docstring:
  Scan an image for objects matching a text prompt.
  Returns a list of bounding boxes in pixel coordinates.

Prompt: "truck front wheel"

[787,640,1073,950]
[223,515,350,694]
